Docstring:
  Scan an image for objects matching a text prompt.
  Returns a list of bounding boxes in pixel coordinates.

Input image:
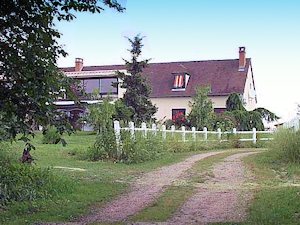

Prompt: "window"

[80,77,118,97]
[172,109,186,121]
[214,108,226,114]
[172,73,190,91]
[82,79,99,94]
[100,78,118,94]
[173,74,185,89]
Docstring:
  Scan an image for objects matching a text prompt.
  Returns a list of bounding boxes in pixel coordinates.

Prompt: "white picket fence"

[113,121,274,144]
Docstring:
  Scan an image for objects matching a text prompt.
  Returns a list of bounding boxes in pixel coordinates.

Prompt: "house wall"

[243,65,257,111]
[117,81,126,99]
[151,96,228,121]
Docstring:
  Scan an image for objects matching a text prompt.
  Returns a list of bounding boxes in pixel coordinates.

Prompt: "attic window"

[173,74,185,88]
[172,73,190,91]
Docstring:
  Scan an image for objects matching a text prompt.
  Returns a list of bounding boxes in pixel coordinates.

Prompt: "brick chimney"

[238,47,246,71]
[75,58,83,72]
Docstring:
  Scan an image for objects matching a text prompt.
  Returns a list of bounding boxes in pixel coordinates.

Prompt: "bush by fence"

[113,121,274,144]
[85,121,274,164]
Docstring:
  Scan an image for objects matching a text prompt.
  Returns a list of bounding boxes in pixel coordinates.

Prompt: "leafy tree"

[253,107,279,122]
[226,93,245,111]
[225,93,279,130]
[86,97,116,134]
[188,86,215,130]
[116,35,157,123]
[114,99,133,123]
[213,114,235,131]
[0,0,124,161]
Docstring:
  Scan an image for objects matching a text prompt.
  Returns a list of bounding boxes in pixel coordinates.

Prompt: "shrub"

[227,133,242,148]
[0,143,72,207]
[0,127,10,141]
[269,129,300,163]
[213,114,235,131]
[42,126,62,144]
[119,131,164,163]
[172,112,190,128]
[87,130,164,163]
[86,128,117,161]
[164,119,175,129]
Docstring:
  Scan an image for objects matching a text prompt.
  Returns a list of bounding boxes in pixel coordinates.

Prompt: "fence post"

[171,125,175,138]
[252,127,257,144]
[152,123,157,136]
[181,126,186,142]
[233,128,237,135]
[203,127,208,141]
[192,127,196,141]
[162,124,166,140]
[114,120,121,155]
[217,128,222,140]
[129,121,135,139]
[141,122,147,137]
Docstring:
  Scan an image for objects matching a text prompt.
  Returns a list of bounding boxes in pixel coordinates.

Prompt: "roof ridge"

[60,58,251,69]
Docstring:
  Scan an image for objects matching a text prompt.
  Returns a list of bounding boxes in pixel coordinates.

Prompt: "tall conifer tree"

[117,35,157,123]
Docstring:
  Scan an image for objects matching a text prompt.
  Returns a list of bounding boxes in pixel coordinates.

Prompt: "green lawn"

[243,150,300,225]
[0,132,216,225]
[1,131,298,225]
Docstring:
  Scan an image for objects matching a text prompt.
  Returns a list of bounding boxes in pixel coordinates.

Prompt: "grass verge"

[243,150,300,225]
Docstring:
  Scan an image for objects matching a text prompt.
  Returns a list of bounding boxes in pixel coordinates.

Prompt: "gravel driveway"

[44,150,257,225]
[77,151,225,224]
[133,151,257,225]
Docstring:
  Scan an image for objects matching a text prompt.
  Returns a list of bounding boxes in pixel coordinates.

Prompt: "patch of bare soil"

[164,151,258,225]
[74,151,224,224]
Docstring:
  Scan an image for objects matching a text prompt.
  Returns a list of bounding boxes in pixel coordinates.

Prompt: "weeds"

[42,126,62,144]
[86,129,267,164]
[86,128,117,161]
[0,142,72,207]
[87,130,164,163]
[269,129,300,163]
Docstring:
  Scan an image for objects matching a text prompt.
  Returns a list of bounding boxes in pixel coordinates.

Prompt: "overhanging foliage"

[0,1,124,156]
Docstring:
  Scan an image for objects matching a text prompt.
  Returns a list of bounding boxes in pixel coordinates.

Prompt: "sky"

[56,0,300,122]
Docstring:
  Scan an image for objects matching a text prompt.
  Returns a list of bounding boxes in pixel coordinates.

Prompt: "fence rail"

[113,121,274,144]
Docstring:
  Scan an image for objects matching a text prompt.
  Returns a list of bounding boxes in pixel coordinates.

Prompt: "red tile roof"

[61,58,251,98]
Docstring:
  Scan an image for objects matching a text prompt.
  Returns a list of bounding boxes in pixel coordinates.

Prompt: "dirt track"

[44,150,257,225]
[77,151,224,224]
[166,151,257,225]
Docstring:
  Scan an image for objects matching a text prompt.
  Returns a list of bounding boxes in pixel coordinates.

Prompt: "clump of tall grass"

[0,142,72,207]
[87,130,164,164]
[86,127,117,161]
[269,129,300,163]
[120,131,164,163]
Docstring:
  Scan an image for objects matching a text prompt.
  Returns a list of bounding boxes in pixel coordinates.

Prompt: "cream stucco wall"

[242,65,257,111]
[151,96,228,121]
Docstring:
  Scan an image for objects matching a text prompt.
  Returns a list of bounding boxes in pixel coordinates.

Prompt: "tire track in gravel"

[75,151,226,224]
[133,151,258,225]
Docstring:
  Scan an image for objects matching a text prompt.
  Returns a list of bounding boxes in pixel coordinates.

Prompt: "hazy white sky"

[57,0,300,122]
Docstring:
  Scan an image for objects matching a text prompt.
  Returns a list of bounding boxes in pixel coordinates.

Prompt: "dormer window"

[173,74,185,88]
[172,73,190,91]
